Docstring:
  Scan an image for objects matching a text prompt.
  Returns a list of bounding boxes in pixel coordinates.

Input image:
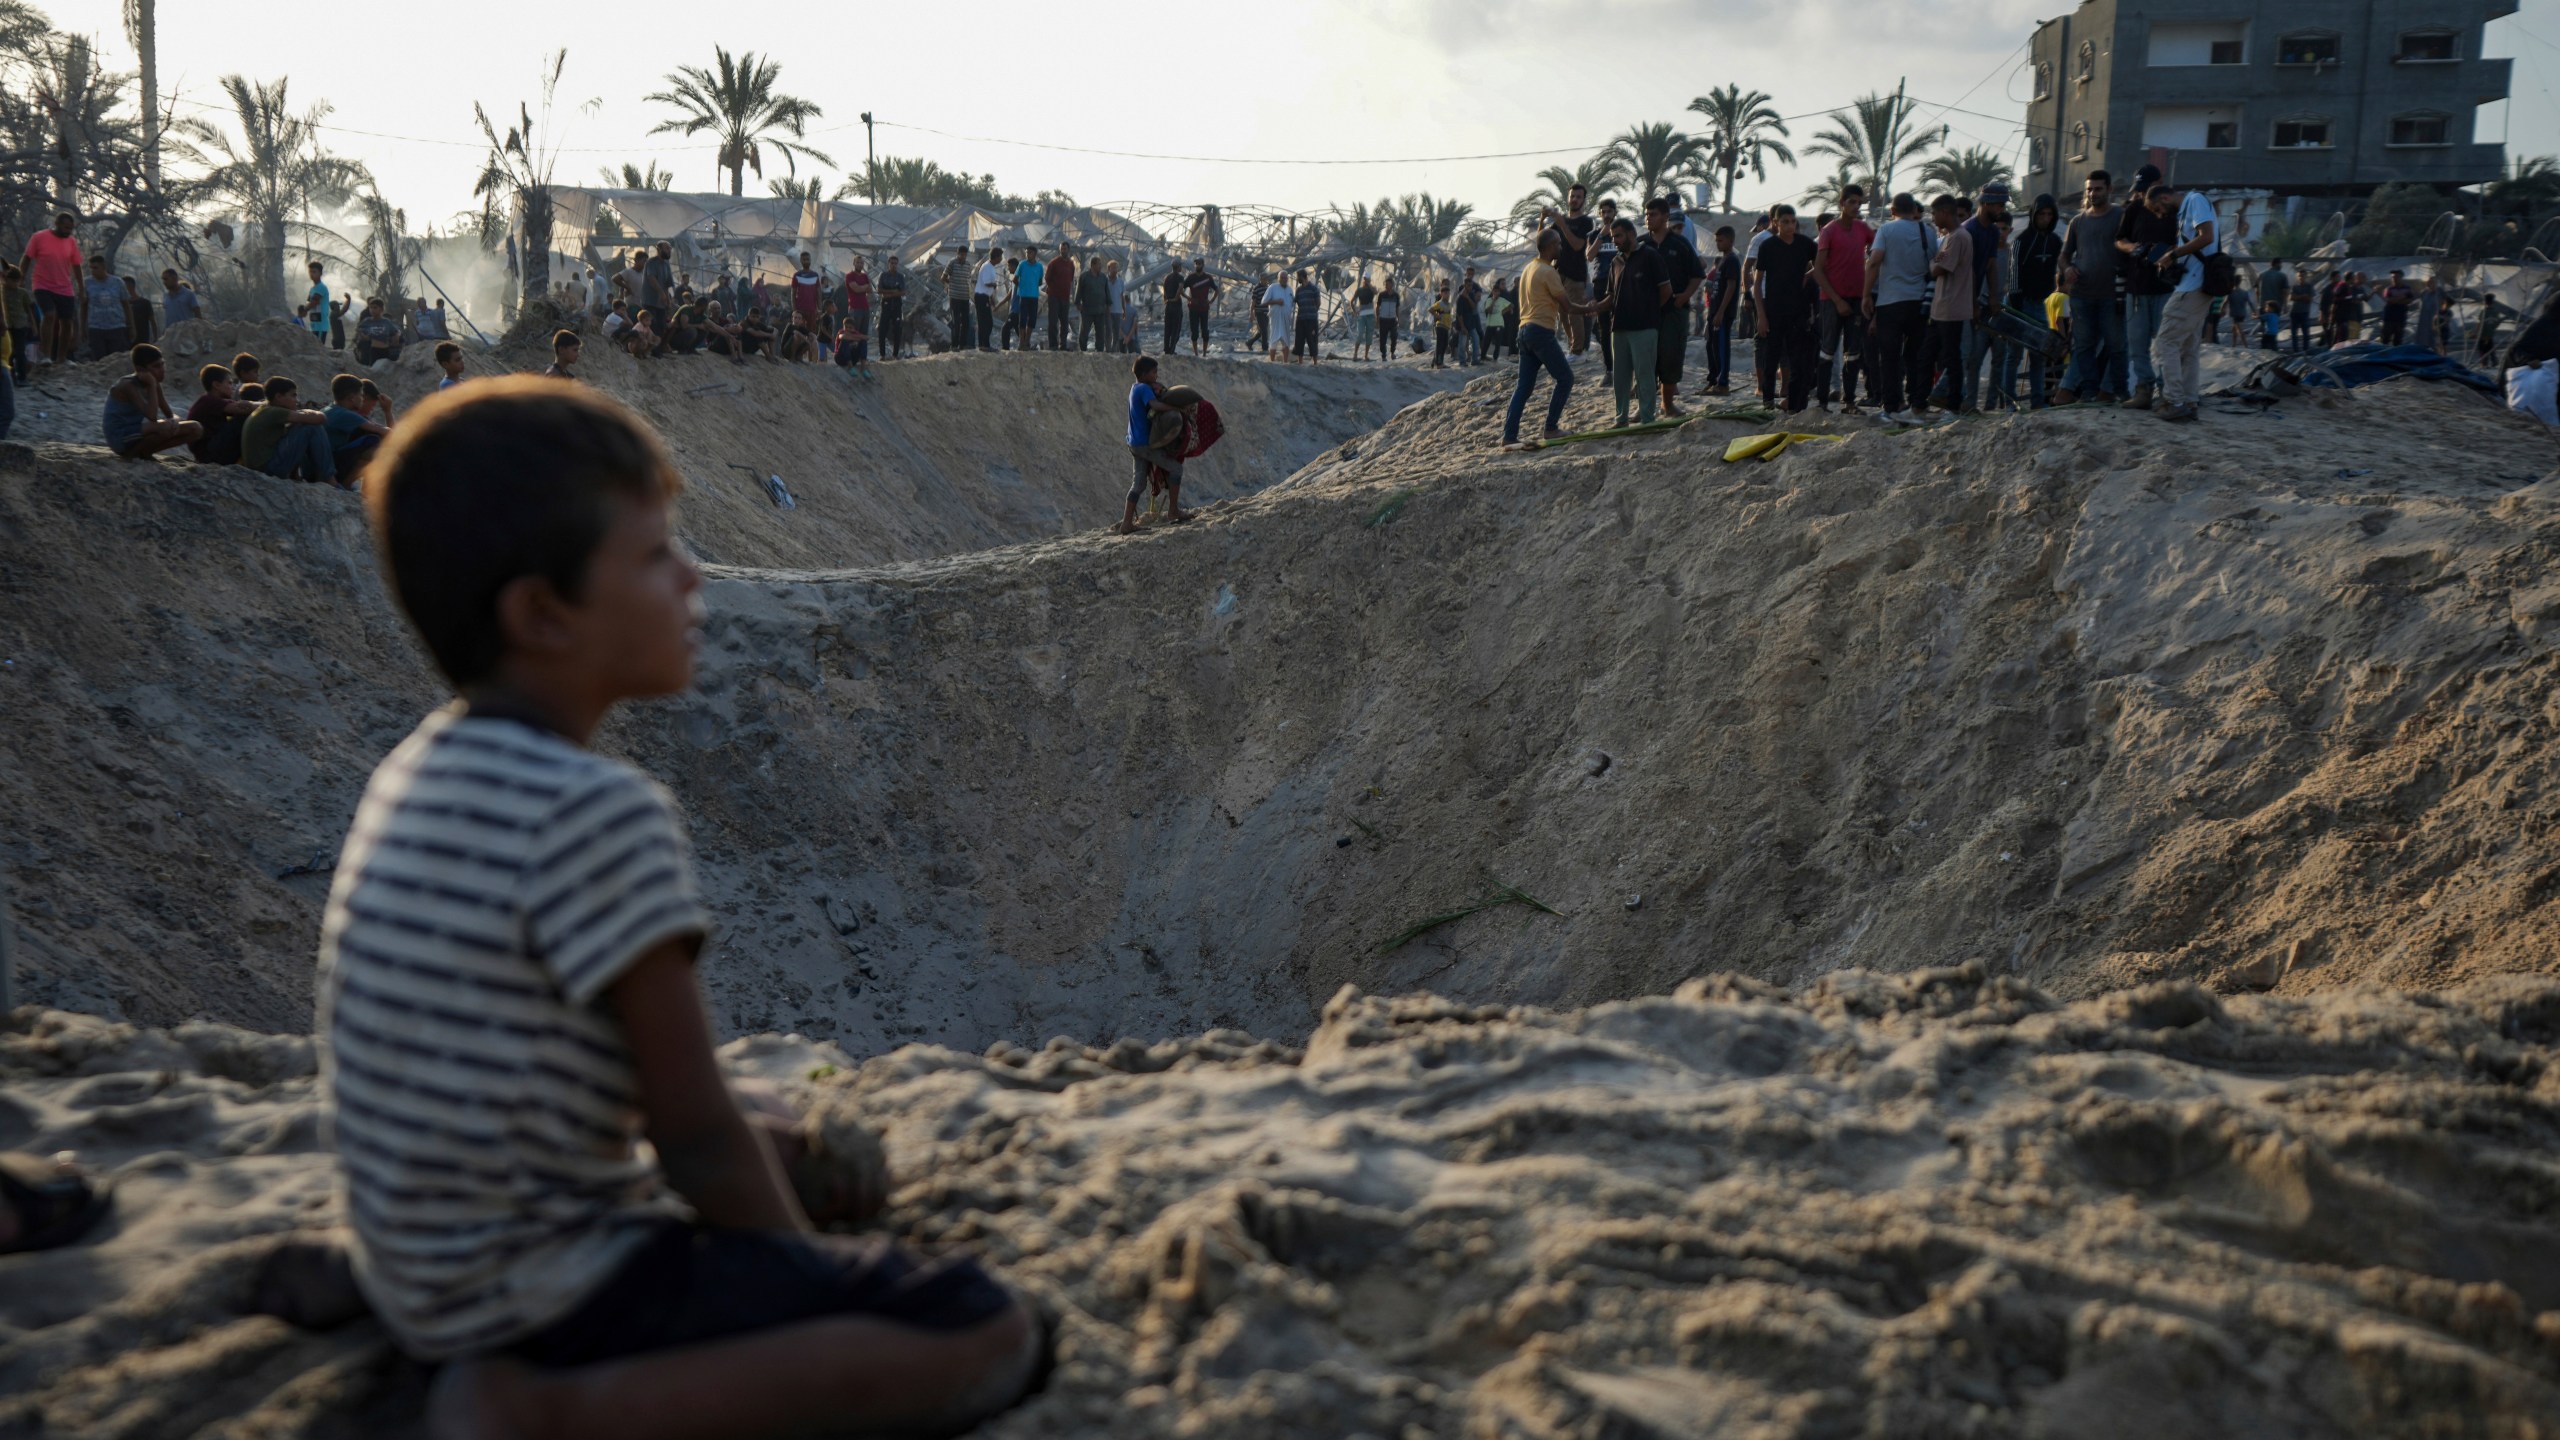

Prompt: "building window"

[2070,121,2090,160]
[2033,60,2052,99]
[2205,121,2239,149]
[2389,112,2451,146]
[2029,136,2049,173]
[2211,40,2245,65]
[2076,39,2098,87]
[2396,30,2457,62]
[2272,117,2333,148]
[2277,31,2341,66]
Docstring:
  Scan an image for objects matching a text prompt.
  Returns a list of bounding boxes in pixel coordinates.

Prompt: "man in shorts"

[21,212,82,369]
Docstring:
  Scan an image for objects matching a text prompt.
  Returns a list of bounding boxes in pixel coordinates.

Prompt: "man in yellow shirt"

[1501,229,1606,450]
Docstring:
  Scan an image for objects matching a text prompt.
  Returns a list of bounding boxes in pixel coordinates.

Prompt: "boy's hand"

[610,938,807,1233]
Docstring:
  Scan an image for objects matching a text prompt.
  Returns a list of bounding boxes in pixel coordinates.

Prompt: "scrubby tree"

[646,48,832,197]
[473,50,572,308]
[601,160,676,191]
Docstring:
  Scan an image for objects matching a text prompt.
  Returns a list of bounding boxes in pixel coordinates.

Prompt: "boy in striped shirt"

[326,376,1036,1438]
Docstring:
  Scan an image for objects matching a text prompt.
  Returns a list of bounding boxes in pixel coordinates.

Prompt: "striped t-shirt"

[317,705,709,1359]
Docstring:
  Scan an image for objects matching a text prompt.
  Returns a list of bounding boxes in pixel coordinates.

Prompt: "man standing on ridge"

[2052,170,2123,405]
[945,244,976,352]
[1702,225,1740,396]
[1753,205,1821,414]
[1646,196,1704,419]
[21,212,81,369]
[877,255,907,359]
[1184,260,1217,356]
[1012,246,1045,351]
[1499,228,1605,450]
[2145,179,2216,424]
[1045,244,1077,352]
[975,246,1007,352]
[1812,184,1874,414]
[1551,185,1597,355]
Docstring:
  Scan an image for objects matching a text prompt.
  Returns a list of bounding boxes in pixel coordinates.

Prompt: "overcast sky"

[38,0,2560,234]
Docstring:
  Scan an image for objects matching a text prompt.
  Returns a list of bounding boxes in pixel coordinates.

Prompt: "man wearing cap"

[1956,184,2010,412]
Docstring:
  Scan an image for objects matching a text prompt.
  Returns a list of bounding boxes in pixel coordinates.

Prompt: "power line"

[870,121,1610,167]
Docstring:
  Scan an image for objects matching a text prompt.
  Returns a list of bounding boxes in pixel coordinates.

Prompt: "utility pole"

[861,112,878,204]
[1886,76,1908,198]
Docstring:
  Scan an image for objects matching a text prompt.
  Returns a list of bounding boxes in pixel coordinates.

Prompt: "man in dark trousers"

[1753,205,1821,414]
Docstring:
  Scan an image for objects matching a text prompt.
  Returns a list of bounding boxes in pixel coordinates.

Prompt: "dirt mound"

[7,968,2558,1436]
[4,363,2558,1041]
[10,329,1465,569]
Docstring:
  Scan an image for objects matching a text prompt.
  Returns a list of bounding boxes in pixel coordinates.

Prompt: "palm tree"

[2248,216,2327,260]
[767,175,826,204]
[1687,85,1794,211]
[645,48,832,197]
[1607,122,1711,206]
[120,0,159,192]
[601,160,675,191]
[1916,145,2015,198]
[473,50,571,308]
[1806,92,1945,202]
[201,75,369,314]
[2486,156,2560,218]
[354,189,419,307]
[1508,153,1631,228]
[1323,200,1385,249]
[1801,161,1858,208]
[1381,193,1471,251]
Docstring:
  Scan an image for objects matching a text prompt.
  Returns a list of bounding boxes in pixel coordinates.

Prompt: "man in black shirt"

[1602,217,1669,426]
[2114,175,2178,409]
[1545,184,1597,354]
[2006,194,2064,407]
[1704,226,1741,394]
[1646,197,1704,418]
[1754,204,1821,414]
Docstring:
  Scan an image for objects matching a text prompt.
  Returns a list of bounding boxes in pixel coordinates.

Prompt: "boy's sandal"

[0,1152,114,1255]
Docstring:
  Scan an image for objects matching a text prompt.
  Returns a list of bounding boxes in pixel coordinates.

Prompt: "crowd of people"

[1495,166,2518,447]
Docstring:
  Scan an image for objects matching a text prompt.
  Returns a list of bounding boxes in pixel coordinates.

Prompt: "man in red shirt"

[1043,244,1077,352]
[1812,184,1876,414]
[21,211,82,371]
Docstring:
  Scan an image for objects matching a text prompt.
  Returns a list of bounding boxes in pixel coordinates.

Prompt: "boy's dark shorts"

[508,1219,1015,1369]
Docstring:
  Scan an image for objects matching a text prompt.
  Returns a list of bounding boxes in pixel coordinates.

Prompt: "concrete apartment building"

[2022,1,2514,201]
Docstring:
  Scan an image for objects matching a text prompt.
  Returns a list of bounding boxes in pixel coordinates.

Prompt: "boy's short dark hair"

[1134,355,1158,378]
[2087,169,2112,185]
[130,343,162,369]
[1645,196,1670,215]
[238,383,264,402]
[552,329,580,351]
[1768,204,1796,220]
[366,378,682,687]
[201,363,233,389]
[232,352,261,377]
[434,341,463,365]
[1716,225,1735,238]
[266,376,300,401]
[331,373,364,402]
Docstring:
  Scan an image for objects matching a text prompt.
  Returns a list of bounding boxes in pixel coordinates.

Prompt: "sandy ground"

[5,969,2557,1437]
[3,350,2558,1046]
[4,338,2559,1436]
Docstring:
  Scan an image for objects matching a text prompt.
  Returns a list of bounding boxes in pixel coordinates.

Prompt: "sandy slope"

[3,359,2557,1046]
[5,969,2557,1437]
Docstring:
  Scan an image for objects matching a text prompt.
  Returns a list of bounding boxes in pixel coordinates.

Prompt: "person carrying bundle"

[1117,355,1217,533]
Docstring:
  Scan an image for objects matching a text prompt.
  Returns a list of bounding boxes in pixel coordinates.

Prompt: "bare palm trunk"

[519,189,553,306]
[131,0,159,193]
[259,203,287,316]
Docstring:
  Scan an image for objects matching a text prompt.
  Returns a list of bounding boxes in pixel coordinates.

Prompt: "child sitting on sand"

[328,378,1039,1438]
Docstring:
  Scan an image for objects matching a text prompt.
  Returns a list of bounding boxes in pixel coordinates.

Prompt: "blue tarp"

[2281,343,2500,393]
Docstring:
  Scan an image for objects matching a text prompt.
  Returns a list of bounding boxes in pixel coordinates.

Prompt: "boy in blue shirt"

[321,373,391,478]
[1117,354,1193,532]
